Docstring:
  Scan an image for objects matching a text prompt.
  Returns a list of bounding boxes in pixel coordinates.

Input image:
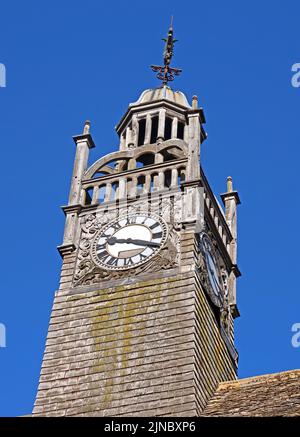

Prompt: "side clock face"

[92,214,167,270]
[200,233,224,307]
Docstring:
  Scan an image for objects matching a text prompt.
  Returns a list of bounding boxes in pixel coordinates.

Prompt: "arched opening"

[98,185,106,203]
[137,175,146,195]
[150,173,158,192]
[111,181,119,201]
[160,147,182,162]
[150,116,158,144]
[85,187,93,205]
[126,178,133,197]
[138,118,146,147]
[164,169,172,188]
[93,159,129,177]
[136,152,155,168]
[178,167,186,185]
[94,171,110,177]
[178,122,185,140]
[164,117,172,140]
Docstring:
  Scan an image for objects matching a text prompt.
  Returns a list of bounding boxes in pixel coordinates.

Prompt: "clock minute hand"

[107,237,160,247]
[128,238,160,247]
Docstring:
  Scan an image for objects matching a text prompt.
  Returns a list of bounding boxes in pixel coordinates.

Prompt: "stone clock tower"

[33,24,241,417]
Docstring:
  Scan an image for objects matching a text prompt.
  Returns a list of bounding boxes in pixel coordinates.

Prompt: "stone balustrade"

[81,160,187,206]
[80,159,232,255]
[202,178,232,253]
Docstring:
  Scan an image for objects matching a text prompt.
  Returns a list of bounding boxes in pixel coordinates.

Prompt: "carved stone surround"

[73,197,181,287]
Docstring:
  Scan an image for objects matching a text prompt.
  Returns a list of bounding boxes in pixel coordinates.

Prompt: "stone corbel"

[57,243,76,258]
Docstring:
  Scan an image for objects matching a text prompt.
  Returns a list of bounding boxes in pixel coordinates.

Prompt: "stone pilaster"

[221,176,241,310]
[58,121,95,256]
[186,96,202,181]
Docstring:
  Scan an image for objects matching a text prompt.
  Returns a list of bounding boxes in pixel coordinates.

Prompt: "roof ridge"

[217,368,300,390]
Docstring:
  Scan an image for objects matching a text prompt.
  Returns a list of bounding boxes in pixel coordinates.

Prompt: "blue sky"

[0,0,299,416]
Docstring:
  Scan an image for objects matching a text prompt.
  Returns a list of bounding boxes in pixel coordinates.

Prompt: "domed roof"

[131,85,191,108]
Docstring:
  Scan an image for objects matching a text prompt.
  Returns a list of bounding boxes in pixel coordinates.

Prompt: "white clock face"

[92,214,167,270]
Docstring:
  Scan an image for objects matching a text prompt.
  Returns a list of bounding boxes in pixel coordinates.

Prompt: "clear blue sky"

[0,0,299,417]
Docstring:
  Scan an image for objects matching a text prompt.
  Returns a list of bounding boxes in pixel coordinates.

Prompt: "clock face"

[206,251,221,297]
[91,214,167,270]
[200,233,223,307]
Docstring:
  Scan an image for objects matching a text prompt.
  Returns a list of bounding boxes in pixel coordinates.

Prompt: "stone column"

[145,174,151,193]
[68,121,95,205]
[144,113,152,144]
[171,117,178,138]
[128,158,136,170]
[155,152,164,164]
[187,97,201,181]
[91,185,99,205]
[153,153,163,190]
[130,176,137,197]
[158,171,165,190]
[171,168,178,188]
[126,126,133,149]
[184,123,189,142]
[58,121,95,257]
[221,177,240,264]
[221,176,241,309]
[157,108,166,143]
[119,133,126,151]
[119,178,127,199]
[104,182,112,202]
[132,114,139,148]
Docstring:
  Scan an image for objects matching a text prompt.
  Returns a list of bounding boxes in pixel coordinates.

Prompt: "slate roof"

[201,369,300,416]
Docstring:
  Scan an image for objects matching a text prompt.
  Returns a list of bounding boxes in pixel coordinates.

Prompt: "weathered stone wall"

[58,251,77,291]
[33,232,236,416]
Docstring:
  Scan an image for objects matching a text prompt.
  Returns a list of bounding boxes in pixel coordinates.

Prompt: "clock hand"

[128,238,160,247]
[107,237,160,247]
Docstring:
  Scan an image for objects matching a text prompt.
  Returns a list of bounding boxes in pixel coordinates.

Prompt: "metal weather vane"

[151,17,182,86]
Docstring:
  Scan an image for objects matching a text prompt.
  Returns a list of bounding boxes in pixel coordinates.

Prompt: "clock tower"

[33,24,241,417]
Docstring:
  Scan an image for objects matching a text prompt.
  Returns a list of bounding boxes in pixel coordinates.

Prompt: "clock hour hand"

[107,237,160,247]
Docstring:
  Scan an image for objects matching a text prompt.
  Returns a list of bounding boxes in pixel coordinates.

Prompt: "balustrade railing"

[81,160,232,253]
[81,160,187,206]
[202,173,232,251]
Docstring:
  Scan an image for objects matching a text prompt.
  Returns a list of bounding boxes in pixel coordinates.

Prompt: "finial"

[150,18,182,86]
[170,15,174,30]
[83,120,90,134]
[227,176,233,192]
[192,95,198,109]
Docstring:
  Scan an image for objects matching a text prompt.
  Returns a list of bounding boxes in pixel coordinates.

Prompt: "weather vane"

[151,17,182,86]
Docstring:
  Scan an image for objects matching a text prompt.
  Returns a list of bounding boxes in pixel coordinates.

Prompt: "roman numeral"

[97,243,106,251]
[97,250,108,260]
[106,257,118,266]
[103,230,114,237]
[124,258,133,266]
[128,216,136,224]
[139,253,147,261]
[149,222,159,230]
[152,231,162,239]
